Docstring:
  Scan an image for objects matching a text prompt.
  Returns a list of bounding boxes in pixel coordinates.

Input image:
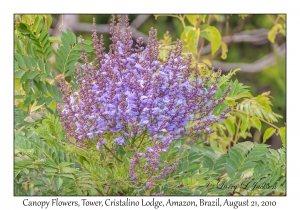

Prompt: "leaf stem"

[137,129,148,149]
[233,118,241,145]
[103,144,123,163]
[179,15,186,28]
[233,108,280,130]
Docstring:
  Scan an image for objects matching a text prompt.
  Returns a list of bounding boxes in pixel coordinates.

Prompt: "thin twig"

[103,144,123,163]
[211,43,285,72]
[226,15,229,36]
[233,108,280,130]
[197,39,205,61]
[58,15,63,31]
[196,16,201,29]
[233,118,242,145]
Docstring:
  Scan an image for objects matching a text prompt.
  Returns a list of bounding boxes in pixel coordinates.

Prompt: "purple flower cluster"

[58,15,230,188]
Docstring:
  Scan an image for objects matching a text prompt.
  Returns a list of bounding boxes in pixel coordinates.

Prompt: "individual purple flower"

[114,136,125,145]
[145,181,154,189]
[96,138,106,151]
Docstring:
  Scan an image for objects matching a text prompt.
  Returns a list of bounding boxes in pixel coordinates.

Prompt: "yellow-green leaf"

[201,26,221,55]
[55,177,63,190]
[250,117,262,131]
[213,15,220,21]
[279,127,286,146]
[279,29,286,37]
[263,127,276,143]
[199,15,207,23]
[49,36,62,44]
[202,59,212,68]
[221,41,228,60]
[186,15,198,27]
[239,14,249,19]
[268,24,283,43]
[224,118,236,136]
[44,15,53,29]
[240,118,249,133]
[32,15,43,33]
[88,188,99,195]
[279,14,286,20]
[76,187,82,196]
[181,26,200,55]
[24,116,35,123]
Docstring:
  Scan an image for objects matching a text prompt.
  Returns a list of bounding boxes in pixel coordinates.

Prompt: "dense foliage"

[14,14,286,196]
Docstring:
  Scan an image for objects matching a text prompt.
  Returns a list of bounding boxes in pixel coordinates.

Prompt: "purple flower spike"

[58,15,231,188]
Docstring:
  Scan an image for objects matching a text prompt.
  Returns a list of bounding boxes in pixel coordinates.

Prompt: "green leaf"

[44,97,52,104]
[55,177,63,190]
[239,14,249,19]
[46,82,54,96]
[83,44,94,52]
[268,24,282,43]
[250,117,262,131]
[279,14,286,20]
[23,80,31,94]
[15,70,26,78]
[44,167,58,173]
[32,15,43,33]
[17,23,31,34]
[14,95,24,99]
[186,15,198,27]
[23,96,32,107]
[28,71,39,79]
[83,40,93,45]
[76,187,82,195]
[199,15,207,23]
[180,26,200,55]
[39,30,49,44]
[200,26,221,55]
[30,180,45,187]
[23,56,32,71]
[279,127,286,146]
[39,82,48,95]
[44,15,53,29]
[224,118,235,136]
[202,59,212,68]
[88,188,99,195]
[61,167,77,173]
[279,29,286,37]
[20,72,29,83]
[30,112,42,120]
[49,36,62,44]
[15,53,26,69]
[45,63,51,75]
[15,39,24,54]
[24,116,35,123]
[213,15,220,21]
[38,60,44,71]
[56,29,83,74]
[221,41,228,60]
[66,28,77,44]
[263,127,276,143]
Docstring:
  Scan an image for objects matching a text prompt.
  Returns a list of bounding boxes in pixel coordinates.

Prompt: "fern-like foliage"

[152,141,286,196]
[235,91,282,123]
[209,68,285,151]
[14,15,62,115]
[56,29,93,77]
[14,126,99,195]
[15,15,53,60]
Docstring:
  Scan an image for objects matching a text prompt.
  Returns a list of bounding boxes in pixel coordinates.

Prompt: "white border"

[2,0,298,209]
